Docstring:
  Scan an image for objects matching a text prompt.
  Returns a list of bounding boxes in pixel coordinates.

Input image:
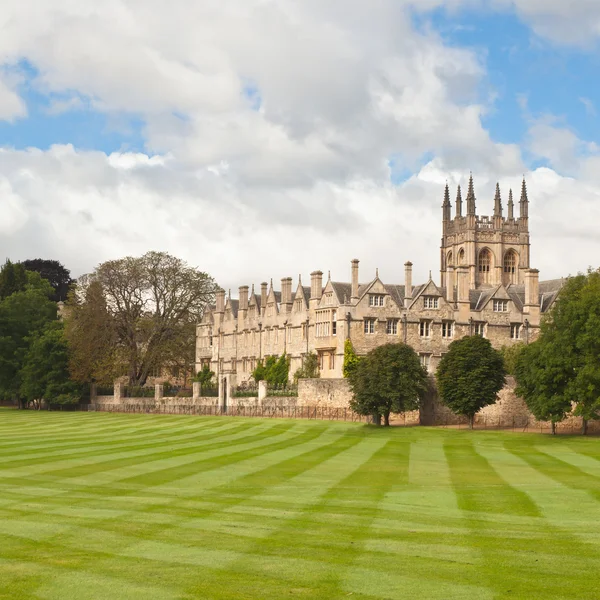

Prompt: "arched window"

[458,248,465,265]
[478,248,492,284]
[503,250,518,285]
[447,251,453,267]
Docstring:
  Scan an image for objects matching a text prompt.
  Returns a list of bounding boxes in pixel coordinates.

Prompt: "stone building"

[196,176,563,392]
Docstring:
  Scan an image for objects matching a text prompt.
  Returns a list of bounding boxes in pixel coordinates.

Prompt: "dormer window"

[423,296,439,309]
[324,292,334,305]
[369,294,385,307]
[295,299,303,312]
[493,299,509,312]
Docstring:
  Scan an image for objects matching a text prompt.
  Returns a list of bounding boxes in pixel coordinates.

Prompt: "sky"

[0,0,599,292]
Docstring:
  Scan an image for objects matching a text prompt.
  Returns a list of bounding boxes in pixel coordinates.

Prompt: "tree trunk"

[372,413,382,426]
[468,414,474,430]
[551,421,556,435]
[582,419,588,435]
[384,412,390,427]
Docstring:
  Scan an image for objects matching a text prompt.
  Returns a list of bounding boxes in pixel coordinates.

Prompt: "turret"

[493,182,503,228]
[455,185,463,218]
[442,183,452,226]
[507,189,514,220]
[466,173,476,216]
[519,177,529,220]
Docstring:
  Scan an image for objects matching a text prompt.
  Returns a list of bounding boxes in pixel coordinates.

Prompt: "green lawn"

[1,411,600,599]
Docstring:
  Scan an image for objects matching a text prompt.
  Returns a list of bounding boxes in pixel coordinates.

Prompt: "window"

[287,327,292,343]
[295,299,303,312]
[511,324,521,340]
[458,248,465,265]
[274,328,279,344]
[442,321,454,339]
[423,296,439,309]
[419,320,431,338]
[364,318,376,334]
[473,322,486,337]
[493,299,509,312]
[420,354,431,369]
[267,304,274,317]
[369,294,385,307]
[316,310,331,337]
[302,323,308,340]
[324,292,334,305]
[329,352,335,370]
[332,310,337,336]
[249,305,256,318]
[387,319,398,335]
[318,352,324,371]
[447,251,453,267]
[503,250,518,285]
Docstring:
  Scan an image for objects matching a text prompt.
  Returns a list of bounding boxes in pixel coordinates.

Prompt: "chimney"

[239,285,249,311]
[260,282,268,315]
[351,259,359,299]
[446,267,455,305]
[524,269,540,308]
[281,277,293,306]
[310,271,323,301]
[404,261,413,308]
[456,266,470,320]
[216,289,225,313]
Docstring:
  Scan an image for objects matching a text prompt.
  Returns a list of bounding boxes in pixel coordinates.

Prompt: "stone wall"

[298,378,352,408]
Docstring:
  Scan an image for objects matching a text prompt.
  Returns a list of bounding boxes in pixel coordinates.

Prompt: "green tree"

[342,339,361,378]
[75,251,218,386]
[436,336,506,428]
[349,343,428,426]
[21,259,74,302]
[0,273,57,407]
[266,354,290,386]
[293,352,320,382]
[194,364,215,388]
[252,359,267,382]
[500,343,525,377]
[20,321,83,409]
[514,340,572,434]
[0,259,27,300]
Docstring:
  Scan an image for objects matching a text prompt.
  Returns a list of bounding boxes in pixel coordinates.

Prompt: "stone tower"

[440,175,530,289]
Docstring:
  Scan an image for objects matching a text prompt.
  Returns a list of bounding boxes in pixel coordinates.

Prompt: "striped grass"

[1,410,600,599]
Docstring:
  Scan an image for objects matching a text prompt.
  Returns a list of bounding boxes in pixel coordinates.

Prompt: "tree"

[436,336,506,428]
[194,364,215,388]
[64,280,120,385]
[73,251,218,386]
[21,259,74,302]
[0,259,27,300]
[20,321,83,408]
[500,343,525,377]
[0,272,58,407]
[252,359,267,383]
[514,340,572,434]
[293,352,320,382]
[342,339,361,378]
[266,354,290,386]
[348,343,428,426]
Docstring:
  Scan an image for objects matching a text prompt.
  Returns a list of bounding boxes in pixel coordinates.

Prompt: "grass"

[1,410,600,599]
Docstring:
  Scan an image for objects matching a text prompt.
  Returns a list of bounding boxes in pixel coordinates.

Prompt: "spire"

[455,184,463,217]
[442,182,451,221]
[520,177,529,218]
[493,182,502,217]
[507,189,514,219]
[466,173,476,215]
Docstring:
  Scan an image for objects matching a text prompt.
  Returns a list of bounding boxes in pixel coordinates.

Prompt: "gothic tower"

[440,175,531,290]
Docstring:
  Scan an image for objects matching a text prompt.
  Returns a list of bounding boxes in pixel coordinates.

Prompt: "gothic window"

[458,248,465,265]
[478,248,492,284]
[447,251,453,267]
[503,250,518,285]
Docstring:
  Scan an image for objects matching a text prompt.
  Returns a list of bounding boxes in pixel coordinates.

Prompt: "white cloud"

[0,71,26,122]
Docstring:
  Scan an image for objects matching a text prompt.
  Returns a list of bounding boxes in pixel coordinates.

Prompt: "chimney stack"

[239,285,249,311]
[216,289,225,313]
[351,259,359,300]
[260,282,268,315]
[404,262,413,308]
[524,269,539,308]
[281,277,293,307]
[310,271,323,301]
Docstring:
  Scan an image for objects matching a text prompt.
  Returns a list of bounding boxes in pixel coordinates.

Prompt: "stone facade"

[196,177,563,391]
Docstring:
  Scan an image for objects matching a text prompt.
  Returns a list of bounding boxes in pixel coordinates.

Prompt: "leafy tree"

[252,359,267,382]
[194,364,215,388]
[20,321,83,408]
[436,336,506,428]
[21,259,74,302]
[64,280,119,385]
[0,273,57,407]
[266,354,290,386]
[293,352,320,382]
[349,343,428,426]
[500,343,525,377]
[343,339,361,378]
[514,340,572,434]
[0,259,27,300]
[74,251,218,386]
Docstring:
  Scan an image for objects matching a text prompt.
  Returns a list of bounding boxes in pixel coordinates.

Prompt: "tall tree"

[0,259,27,300]
[349,343,428,426]
[64,280,119,385]
[436,336,506,428]
[342,339,361,378]
[75,251,218,386]
[22,259,74,302]
[20,321,83,408]
[0,273,57,407]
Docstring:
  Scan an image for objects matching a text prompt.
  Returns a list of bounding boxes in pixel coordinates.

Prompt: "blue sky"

[0,1,599,286]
